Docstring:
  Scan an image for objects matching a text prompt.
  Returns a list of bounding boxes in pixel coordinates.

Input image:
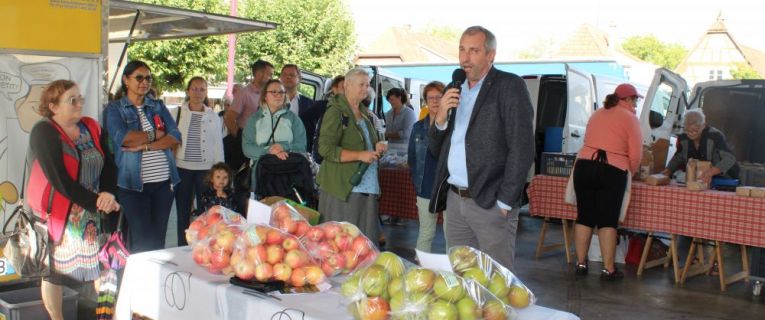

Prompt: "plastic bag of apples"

[448,246,536,309]
[268,201,379,277]
[341,252,516,320]
[227,224,327,287]
[185,205,246,247]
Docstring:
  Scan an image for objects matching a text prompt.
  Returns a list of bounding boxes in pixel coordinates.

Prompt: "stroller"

[253,152,315,207]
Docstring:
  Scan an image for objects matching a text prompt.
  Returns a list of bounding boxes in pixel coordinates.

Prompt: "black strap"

[268,114,285,145]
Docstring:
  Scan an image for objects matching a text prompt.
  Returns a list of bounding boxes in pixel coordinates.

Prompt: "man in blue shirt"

[428,26,534,269]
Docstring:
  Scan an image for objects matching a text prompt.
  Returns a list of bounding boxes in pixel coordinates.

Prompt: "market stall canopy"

[108,0,277,42]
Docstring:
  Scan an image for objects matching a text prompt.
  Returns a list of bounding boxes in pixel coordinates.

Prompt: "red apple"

[234,260,256,280]
[215,230,236,252]
[316,241,336,259]
[352,236,372,257]
[230,251,245,267]
[273,263,292,282]
[192,243,212,266]
[273,204,292,221]
[295,221,310,237]
[197,226,210,241]
[206,211,223,225]
[290,267,307,287]
[323,223,342,239]
[306,227,325,242]
[189,219,206,231]
[282,236,299,251]
[266,245,285,265]
[321,261,335,276]
[221,265,235,277]
[359,297,390,320]
[326,253,347,272]
[304,265,326,285]
[246,244,268,264]
[210,250,230,270]
[343,250,360,271]
[254,263,274,282]
[285,250,306,269]
[266,229,284,245]
[335,233,353,251]
[280,217,297,234]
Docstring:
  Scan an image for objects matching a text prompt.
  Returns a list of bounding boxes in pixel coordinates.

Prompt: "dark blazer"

[428,67,534,211]
[296,94,315,136]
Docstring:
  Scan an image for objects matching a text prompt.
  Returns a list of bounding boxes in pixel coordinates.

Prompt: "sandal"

[600,268,624,281]
[575,262,589,276]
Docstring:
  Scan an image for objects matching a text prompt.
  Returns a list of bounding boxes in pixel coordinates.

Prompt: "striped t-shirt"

[136,107,170,183]
[183,111,204,163]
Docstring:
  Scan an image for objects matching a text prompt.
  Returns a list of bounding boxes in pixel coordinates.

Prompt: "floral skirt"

[48,207,104,285]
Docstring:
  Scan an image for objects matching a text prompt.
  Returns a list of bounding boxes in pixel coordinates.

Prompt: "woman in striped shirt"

[173,76,224,245]
[105,61,182,253]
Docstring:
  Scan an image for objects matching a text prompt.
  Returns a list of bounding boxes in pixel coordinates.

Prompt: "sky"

[347,0,765,60]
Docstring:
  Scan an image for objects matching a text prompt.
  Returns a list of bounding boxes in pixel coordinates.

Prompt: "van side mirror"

[649,110,664,129]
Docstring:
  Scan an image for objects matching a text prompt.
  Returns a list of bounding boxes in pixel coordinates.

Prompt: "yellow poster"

[0,0,102,54]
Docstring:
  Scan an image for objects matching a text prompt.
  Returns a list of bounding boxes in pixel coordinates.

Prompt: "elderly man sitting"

[661,109,739,183]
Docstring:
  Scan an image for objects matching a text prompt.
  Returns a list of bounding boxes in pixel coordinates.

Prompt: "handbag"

[0,162,50,278]
[98,211,129,271]
[1,205,50,278]
[96,211,129,320]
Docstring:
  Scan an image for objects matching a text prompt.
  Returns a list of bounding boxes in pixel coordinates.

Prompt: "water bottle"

[349,162,370,186]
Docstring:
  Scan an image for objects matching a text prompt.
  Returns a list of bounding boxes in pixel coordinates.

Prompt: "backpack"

[312,110,349,164]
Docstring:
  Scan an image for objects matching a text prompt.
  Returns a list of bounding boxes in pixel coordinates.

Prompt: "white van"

[639,68,765,186]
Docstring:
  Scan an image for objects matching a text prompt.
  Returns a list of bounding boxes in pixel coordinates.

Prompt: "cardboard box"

[645,174,670,186]
[260,196,321,225]
[750,188,765,198]
[736,186,754,197]
[637,145,654,181]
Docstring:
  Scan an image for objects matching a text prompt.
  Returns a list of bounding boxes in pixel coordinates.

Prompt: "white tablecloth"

[115,247,579,320]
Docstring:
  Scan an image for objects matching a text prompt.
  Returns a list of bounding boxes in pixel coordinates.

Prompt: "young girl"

[199,162,239,213]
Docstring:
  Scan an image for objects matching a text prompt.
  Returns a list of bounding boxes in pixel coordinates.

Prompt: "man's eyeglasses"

[267,90,286,95]
[132,75,153,83]
[60,96,86,105]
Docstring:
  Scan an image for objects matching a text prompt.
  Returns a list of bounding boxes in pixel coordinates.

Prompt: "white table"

[115,247,579,320]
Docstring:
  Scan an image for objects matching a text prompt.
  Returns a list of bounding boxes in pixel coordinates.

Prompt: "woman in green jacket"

[242,79,307,190]
[317,68,387,244]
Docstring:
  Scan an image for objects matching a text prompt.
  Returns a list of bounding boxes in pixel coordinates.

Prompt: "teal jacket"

[316,94,379,200]
[242,104,307,188]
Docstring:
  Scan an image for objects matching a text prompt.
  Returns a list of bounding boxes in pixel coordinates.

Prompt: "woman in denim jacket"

[104,61,181,253]
[407,81,446,252]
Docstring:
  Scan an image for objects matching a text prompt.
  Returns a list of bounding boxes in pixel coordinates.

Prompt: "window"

[709,69,723,80]
[717,70,723,80]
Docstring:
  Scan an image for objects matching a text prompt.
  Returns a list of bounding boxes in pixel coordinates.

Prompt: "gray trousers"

[445,189,520,269]
[318,191,381,248]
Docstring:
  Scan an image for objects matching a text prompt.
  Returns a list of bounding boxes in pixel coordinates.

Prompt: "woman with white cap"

[573,83,643,281]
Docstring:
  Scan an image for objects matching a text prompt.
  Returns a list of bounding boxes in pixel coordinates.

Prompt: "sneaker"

[575,262,589,276]
[600,268,624,281]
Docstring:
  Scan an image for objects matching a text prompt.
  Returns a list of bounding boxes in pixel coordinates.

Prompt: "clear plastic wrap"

[342,252,516,320]
[300,221,379,276]
[448,246,536,309]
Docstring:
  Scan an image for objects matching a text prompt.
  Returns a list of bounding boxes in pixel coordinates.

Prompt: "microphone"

[445,68,466,122]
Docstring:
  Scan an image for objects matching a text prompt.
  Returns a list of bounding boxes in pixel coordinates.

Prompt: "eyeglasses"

[132,75,153,83]
[60,96,86,105]
[426,95,442,102]
[266,90,286,95]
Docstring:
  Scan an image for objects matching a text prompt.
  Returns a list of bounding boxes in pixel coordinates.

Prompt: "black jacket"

[428,67,534,211]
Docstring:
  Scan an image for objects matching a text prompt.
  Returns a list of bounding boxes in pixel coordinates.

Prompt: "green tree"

[730,62,762,79]
[236,0,356,82]
[622,35,687,70]
[127,0,229,93]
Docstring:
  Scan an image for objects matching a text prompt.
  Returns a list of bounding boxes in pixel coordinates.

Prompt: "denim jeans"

[119,180,175,253]
[175,168,207,246]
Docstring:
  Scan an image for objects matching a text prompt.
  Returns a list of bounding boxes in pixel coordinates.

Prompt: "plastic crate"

[0,286,78,320]
[541,152,577,177]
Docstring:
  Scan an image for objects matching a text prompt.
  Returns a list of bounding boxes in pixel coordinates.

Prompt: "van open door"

[564,65,595,153]
[639,68,688,170]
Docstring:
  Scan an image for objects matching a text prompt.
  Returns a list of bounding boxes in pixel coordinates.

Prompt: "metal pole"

[226,0,237,99]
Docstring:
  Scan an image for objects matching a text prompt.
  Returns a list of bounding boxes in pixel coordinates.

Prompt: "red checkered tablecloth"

[528,175,765,248]
[379,167,418,219]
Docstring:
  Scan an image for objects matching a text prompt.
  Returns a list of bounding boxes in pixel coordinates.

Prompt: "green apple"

[428,300,458,320]
[362,264,390,297]
[432,274,466,302]
[448,246,478,272]
[508,284,531,308]
[456,297,481,320]
[488,272,510,298]
[461,267,489,288]
[388,276,403,297]
[341,273,361,298]
[404,268,436,293]
[482,299,508,320]
[374,252,405,277]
